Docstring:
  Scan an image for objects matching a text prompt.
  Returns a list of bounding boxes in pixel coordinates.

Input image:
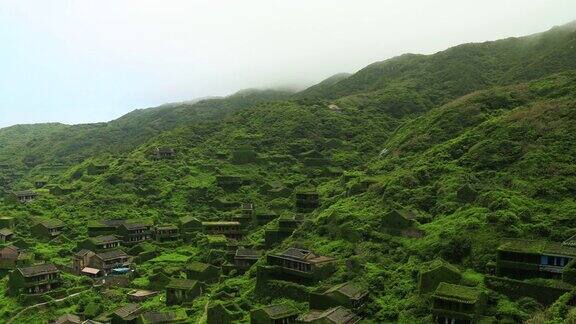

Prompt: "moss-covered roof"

[498,239,576,257]
[166,278,198,289]
[433,283,481,304]
[187,261,211,272]
[37,218,65,228]
[421,258,461,274]
[259,304,299,319]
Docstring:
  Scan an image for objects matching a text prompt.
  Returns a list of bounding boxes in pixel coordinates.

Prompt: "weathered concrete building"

[267,248,336,281]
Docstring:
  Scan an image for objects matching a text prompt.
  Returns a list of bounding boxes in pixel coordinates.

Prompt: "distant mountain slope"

[0,89,293,170]
[298,21,576,107]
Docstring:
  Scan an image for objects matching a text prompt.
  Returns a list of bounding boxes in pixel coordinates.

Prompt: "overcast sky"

[0,1,574,128]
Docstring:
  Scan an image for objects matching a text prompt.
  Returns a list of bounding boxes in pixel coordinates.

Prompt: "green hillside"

[1,21,576,323]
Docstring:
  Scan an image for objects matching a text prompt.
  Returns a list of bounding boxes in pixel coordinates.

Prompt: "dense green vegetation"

[1,21,576,323]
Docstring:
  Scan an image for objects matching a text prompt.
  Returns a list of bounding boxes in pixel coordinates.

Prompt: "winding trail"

[7,291,84,324]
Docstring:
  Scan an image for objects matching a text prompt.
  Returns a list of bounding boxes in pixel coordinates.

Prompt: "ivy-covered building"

[12,190,38,203]
[418,259,462,293]
[118,222,153,246]
[497,239,576,279]
[78,235,121,251]
[31,218,65,239]
[207,301,244,324]
[185,261,221,283]
[8,263,61,295]
[250,303,299,324]
[155,225,180,241]
[152,147,175,160]
[309,282,368,310]
[295,190,319,213]
[111,303,143,324]
[201,221,243,240]
[89,249,132,275]
[234,248,263,272]
[265,217,301,247]
[166,278,202,305]
[431,283,485,324]
[267,248,336,282]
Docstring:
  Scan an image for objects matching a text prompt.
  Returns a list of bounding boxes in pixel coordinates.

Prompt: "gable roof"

[139,311,176,324]
[37,218,65,229]
[113,303,142,320]
[498,239,576,258]
[75,249,93,258]
[186,261,211,272]
[179,215,200,224]
[259,304,299,319]
[122,222,151,230]
[276,248,335,264]
[325,282,368,300]
[156,225,178,231]
[433,283,482,304]
[166,278,199,289]
[96,249,129,261]
[298,307,360,323]
[90,235,120,244]
[0,228,13,236]
[235,248,263,260]
[54,314,81,324]
[13,190,37,197]
[18,263,58,277]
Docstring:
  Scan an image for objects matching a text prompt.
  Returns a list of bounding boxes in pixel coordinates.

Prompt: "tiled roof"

[139,311,176,323]
[54,314,81,324]
[38,218,64,228]
[498,239,576,258]
[90,235,120,244]
[18,263,58,277]
[96,249,129,261]
[0,228,13,236]
[325,282,367,300]
[298,307,360,323]
[166,278,199,289]
[122,222,151,230]
[75,249,93,257]
[13,190,37,197]
[433,283,482,304]
[113,303,142,319]
[186,261,211,272]
[260,304,298,319]
[235,248,263,259]
[202,221,240,226]
[276,248,335,264]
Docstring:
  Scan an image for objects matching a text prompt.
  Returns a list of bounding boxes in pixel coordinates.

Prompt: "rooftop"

[90,235,120,244]
[13,190,37,197]
[75,249,93,257]
[179,215,200,224]
[433,283,482,304]
[54,314,81,324]
[96,249,129,261]
[0,228,13,236]
[202,221,240,226]
[139,311,176,324]
[498,239,576,257]
[122,222,151,230]
[37,218,64,228]
[166,277,199,289]
[114,303,142,319]
[298,306,360,323]
[324,282,368,300]
[18,263,58,277]
[259,304,299,319]
[156,225,178,231]
[275,247,335,264]
[235,248,263,259]
[187,261,211,272]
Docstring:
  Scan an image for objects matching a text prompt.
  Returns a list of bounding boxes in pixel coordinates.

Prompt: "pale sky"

[0,1,575,128]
